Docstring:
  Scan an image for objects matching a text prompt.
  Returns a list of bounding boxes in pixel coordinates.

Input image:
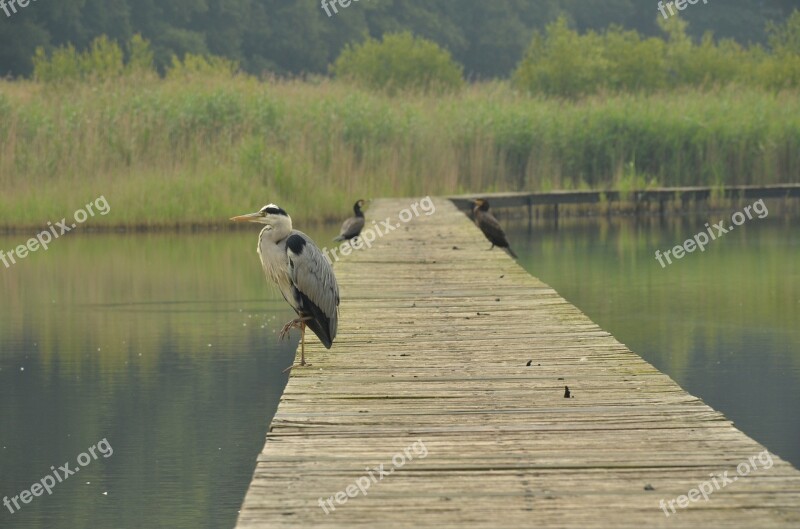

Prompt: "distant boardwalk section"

[236,198,800,528]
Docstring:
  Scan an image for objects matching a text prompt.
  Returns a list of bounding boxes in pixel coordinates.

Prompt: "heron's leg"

[279,316,311,340]
[300,322,306,366]
[281,317,312,373]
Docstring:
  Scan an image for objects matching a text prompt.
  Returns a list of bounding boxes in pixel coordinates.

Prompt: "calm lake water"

[508,211,800,470]
[1,210,798,528]
[0,228,340,529]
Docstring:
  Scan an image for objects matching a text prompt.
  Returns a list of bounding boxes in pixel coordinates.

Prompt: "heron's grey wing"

[477,211,511,248]
[285,232,340,347]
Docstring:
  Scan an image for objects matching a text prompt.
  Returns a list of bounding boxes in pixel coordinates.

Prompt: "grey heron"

[472,198,518,258]
[231,204,340,368]
[334,199,366,241]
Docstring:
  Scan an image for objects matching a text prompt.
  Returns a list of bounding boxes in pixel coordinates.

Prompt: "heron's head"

[473,198,490,212]
[230,204,292,238]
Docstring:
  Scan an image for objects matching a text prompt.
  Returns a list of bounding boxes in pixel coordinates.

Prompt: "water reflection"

[507,212,800,468]
[1,212,797,528]
[0,229,337,529]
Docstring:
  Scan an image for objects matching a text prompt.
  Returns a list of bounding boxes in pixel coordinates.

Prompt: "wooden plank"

[235,198,800,529]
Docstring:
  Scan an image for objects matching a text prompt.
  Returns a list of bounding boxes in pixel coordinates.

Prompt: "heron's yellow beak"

[230,212,262,223]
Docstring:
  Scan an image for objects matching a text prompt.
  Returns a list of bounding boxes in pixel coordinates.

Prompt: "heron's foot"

[282,361,313,373]
[279,317,310,340]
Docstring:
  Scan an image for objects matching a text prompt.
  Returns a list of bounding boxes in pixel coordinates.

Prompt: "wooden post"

[527,198,533,231]
[554,203,559,229]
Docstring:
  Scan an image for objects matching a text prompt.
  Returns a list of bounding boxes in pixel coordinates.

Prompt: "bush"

[761,10,800,90]
[32,44,82,83]
[127,34,155,76]
[513,12,800,97]
[331,31,463,94]
[165,53,240,80]
[31,34,239,84]
[33,35,151,83]
[767,10,800,55]
[657,17,744,87]
[601,26,668,92]
[513,17,608,98]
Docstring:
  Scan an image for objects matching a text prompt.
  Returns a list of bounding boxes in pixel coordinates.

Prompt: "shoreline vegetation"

[4,196,800,237]
[1,16,799,230]
[1,76,798,230]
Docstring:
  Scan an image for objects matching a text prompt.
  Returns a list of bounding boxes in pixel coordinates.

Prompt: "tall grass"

[0,77,798,228]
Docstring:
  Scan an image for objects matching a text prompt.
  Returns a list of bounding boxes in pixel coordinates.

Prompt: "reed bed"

[0,77,798,228]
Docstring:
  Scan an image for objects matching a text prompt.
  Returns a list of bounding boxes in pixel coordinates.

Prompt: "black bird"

[472,198,517,258]
[334,199,366,242]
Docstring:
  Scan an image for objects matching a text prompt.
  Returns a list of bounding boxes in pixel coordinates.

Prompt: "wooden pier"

[450,183,800,224]
[450,183,800,210]
[236,198,800,528]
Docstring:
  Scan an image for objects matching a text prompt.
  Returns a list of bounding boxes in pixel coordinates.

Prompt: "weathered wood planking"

[236,198,800,528]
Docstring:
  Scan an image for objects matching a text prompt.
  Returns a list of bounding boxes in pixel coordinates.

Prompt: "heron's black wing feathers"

[285,232,340,348]
[293,290,335,348]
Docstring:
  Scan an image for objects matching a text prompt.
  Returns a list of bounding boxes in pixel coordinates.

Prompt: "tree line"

[0,0,797,78]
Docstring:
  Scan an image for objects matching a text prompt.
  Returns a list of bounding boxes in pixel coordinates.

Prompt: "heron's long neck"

[257,227,288,286]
